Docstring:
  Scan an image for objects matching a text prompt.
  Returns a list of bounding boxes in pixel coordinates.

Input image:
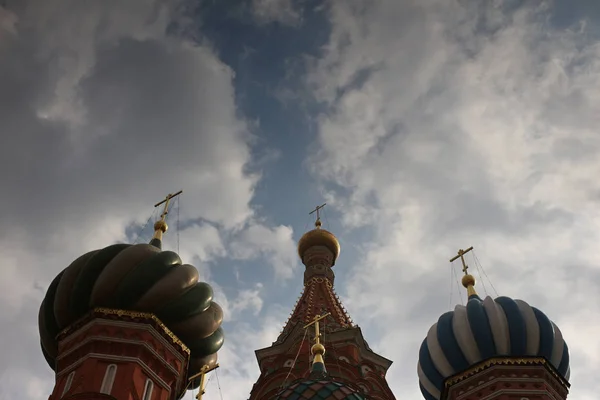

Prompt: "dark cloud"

[0,1,297,397]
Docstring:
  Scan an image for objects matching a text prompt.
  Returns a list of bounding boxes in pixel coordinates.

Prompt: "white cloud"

[307,1,600,399]
[211,308,288,399]
[229,284,265,317]
[251,0,302,27]
[230,224,298,279]
[0,1,296,398]
[172,223,226,264]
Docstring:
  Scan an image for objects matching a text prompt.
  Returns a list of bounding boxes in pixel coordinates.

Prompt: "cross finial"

[155,190,183,222]
[151,190,183,244]
[309,203,326,228]
[449,246,474,275]
[304,312,330,345]
[449,246,477,297]
[188,364,219,400]
[304,312,330,367]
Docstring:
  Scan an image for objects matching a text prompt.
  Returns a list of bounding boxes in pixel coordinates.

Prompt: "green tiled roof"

[276,379,365,399]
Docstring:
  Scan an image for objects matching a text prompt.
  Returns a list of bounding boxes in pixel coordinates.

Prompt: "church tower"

[249,205,396,399]
[38,192,225,400]
[418,247,570,400]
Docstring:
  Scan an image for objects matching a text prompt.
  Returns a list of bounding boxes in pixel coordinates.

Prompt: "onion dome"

[38,207,224,391]
[418,269,570,400]
[298,213,341,265]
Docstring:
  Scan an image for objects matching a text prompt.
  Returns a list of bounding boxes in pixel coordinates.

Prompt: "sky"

[0,0,600,399]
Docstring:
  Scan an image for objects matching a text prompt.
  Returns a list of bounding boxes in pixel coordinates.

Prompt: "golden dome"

[297,223,341,264]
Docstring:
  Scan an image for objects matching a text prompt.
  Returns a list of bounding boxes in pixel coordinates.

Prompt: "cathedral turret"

[274,314,366,399]
[38,192,224,400]
[418,247,570,400]
[249,204,396,400]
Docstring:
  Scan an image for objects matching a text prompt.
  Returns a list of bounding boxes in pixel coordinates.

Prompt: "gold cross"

[188,364,219,400]
[309,203,326,227]
[449,246,474,275]
[303,312,330,345]
[154,190,183,222]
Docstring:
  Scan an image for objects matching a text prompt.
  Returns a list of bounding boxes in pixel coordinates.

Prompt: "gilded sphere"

[297,228,340,264]
[311,342,326,356]
[154,220,168,232]
[462,274,476,288]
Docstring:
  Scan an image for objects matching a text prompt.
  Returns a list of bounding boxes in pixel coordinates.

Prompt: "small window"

[338,356,350,363]
[100,364,117,394]
[62,371,75,396]
[142,379,154,400]
[283,359,294,368]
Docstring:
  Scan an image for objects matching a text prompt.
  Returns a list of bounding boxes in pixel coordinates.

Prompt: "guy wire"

[280,328,308,390]
[472,253,489,296]
[133,208,157,244]
[177,196,181,254]
[448,260,455,310]
[473,250,499,297]
[215,368,224,400]
[451,261,464,306]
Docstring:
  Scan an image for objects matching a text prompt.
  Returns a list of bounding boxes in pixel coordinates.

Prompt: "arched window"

[100,364,117,394]
[142,379,154,400]
[62,371,75,396]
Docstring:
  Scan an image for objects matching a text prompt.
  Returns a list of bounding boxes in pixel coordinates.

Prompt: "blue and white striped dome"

[418,294,570,400]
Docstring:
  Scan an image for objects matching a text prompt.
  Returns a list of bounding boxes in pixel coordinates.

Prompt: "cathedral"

[38,195,570,400]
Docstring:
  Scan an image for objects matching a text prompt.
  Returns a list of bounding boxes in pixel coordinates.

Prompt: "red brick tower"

[47,309,191,400]
[249,205,395,399]
[418,247,570,400]
[39,192,225,400]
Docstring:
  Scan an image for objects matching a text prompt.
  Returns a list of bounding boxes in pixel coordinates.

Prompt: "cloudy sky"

[1,0,600,399]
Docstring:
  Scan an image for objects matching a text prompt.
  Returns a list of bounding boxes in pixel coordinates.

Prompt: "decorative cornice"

[58,317,188,365]
[444,357,570,390]
[57,335,182,377]
[56,352,173,392]
[57,308,190,356]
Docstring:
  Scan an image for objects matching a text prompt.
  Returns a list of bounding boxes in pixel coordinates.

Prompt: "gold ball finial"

[154,220,168,233]
[462,274,475,288]
[311,343,325,356]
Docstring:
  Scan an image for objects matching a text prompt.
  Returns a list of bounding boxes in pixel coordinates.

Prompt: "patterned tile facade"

[276,379,365,399]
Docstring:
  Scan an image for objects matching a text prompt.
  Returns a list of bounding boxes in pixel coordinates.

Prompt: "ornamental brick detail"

[48,309,190,400]
[444,359,570,400]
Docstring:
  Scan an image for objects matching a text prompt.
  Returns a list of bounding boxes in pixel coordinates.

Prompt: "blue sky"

[1,0,600,399]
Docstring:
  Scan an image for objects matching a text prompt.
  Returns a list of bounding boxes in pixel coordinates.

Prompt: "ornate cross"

[309,203,326,220]
[449,246,474,275]
[154,190,183,222]
[188,364,219,400]
[309,203,326,228]
[304,312,331,345]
